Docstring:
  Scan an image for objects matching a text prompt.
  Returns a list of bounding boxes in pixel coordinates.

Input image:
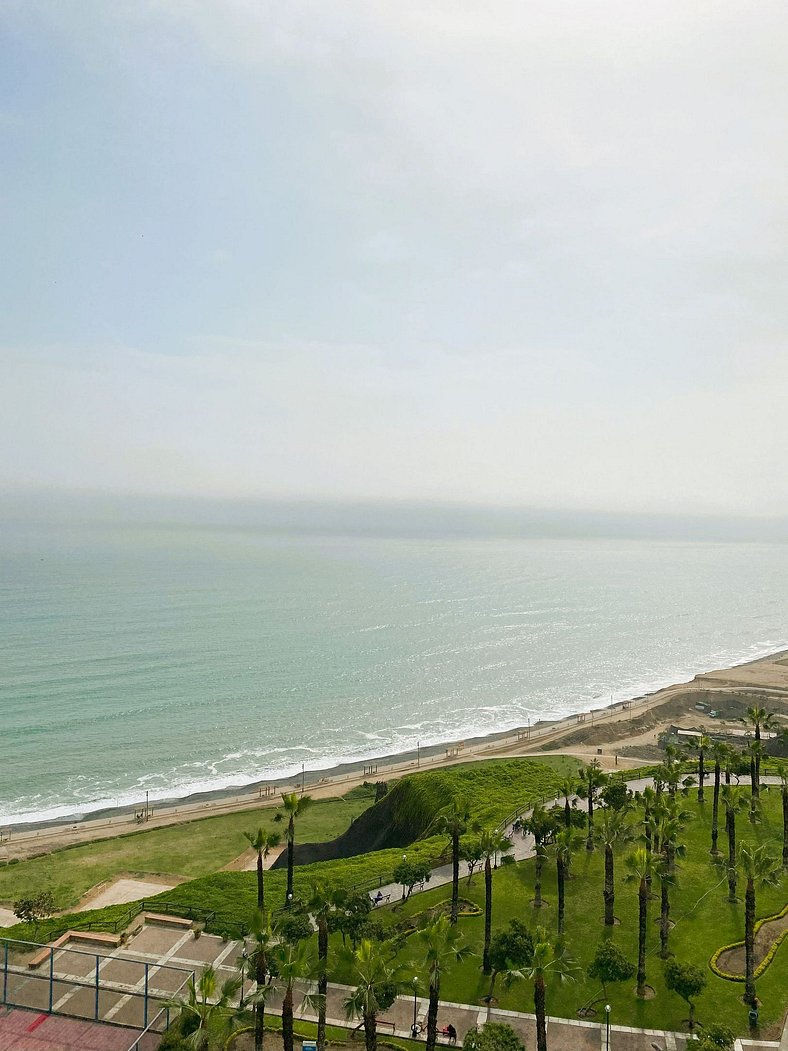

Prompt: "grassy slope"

[0,785,376,910]
[3,757,575,941]
[367,786,788,1039]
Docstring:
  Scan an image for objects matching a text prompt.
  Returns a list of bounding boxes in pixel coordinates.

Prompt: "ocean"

[2,506,787,825]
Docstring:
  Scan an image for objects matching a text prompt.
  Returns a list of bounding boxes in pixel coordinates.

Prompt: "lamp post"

[411,976,419,1037]
[286,892,293,910]
[605,1003,611,1050]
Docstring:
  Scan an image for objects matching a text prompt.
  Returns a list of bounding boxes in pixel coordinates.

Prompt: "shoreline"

[3,646,787,859]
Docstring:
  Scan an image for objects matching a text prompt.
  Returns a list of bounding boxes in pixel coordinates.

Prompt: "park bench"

[143,912,193,929]
[370,892,391,906]
[28,930,120,968]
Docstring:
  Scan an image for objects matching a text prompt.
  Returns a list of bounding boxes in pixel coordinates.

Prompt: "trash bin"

[748,1008,759,1027]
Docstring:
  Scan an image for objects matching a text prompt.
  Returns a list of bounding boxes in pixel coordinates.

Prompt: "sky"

[1,1,787,516]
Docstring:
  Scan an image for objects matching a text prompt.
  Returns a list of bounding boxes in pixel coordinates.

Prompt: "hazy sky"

[2,2,787,515]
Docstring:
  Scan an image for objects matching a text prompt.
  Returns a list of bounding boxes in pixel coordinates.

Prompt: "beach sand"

[2,649,786,862]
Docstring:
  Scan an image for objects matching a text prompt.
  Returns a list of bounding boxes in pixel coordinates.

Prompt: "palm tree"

[722,785,745,903]
[343,939,401,1051]
[625,847,655,998]
[709,741,730,855]
[742,705,779,779]
[523,802,557,909]
[662,743,685,797]
[432,795,472,924]
[306,883,345,1051]
[417,915,472,1051]
[270,938,321,1051]
[738,844,783,1006]
[162,965,242,1051]
[280,792,313,906]
[640,785,657,895]
[656,804,689,959]
[477,827,513,974]
[577,760,606,851]
[745,741,764,821]
[778,763,788,867]
[553,827,582,935]
[557,777,578,829]
[693,734,711,803]
[246,908,275,1051]
[594,808,632,926]
[244,827,281,910]
[521,926,576,1051]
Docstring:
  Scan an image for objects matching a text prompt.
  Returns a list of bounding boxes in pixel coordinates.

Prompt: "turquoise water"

[2,518,787,824]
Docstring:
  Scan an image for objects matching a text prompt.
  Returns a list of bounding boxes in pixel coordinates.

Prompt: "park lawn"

[361,787,788,1040]
[0,784,377,911]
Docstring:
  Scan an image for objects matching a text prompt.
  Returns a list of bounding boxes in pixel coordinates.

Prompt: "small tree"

[600,778,630,812]
[664,959,706,1029]
[587,941,635,998]
[392,858,433,900]
[13,891,55,932]
[463,1022,525,1051]
[485,921,533,1009]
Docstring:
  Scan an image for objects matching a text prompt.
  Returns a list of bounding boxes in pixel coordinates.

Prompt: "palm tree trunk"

[586,784,594,851]
[745,879,756,1005]
[698,748,705,803]
[257,851,265,910]
[363,1012,378,1051]
[426,984,439,1051]
[451,831,460,924]
[283,984,294,1051]
[557,855,565,935]
[534,976,547,1051]
[711,763,721,855]
[254,950,267,1051]
[317,918,328,1051]
[603,845,614,926]
[637,880,647,997]
[564,797,571,829]
[483,857,492,974]
[659,879,670,958]
[286,817,295,904]
[534,848,543,908]
[727,806,737,902]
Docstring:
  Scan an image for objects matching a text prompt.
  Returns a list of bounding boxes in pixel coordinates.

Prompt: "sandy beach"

[3,648,787,862]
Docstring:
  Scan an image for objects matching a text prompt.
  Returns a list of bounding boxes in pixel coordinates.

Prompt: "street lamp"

[605,1003,611,1050]
[411,976,419,1038]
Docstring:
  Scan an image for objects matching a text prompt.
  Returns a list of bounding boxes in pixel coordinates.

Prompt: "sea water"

[2,510,787,825]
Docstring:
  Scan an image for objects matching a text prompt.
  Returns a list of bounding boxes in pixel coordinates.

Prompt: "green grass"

[366,785,788,1039]
[0,785,377,911]
[2,758,575,942]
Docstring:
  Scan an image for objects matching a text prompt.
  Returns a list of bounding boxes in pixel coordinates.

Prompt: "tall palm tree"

[625,847,655,998]
[477,827,513,974]
[521,926,576,1051]
[270,938,321,1051]
[306,883,345,1051]
[738,844,782,1006]
[577,760,606,851]
[662,743,685,797]
[742,705,779,775]
[162,965,242,1051]
[553,827,583,935]
[722,785,745,903]
[640,785,658,895]
[432,795,472,924]
[778,763,788,868]
[656,804,689,959]
[417,915,472,1051]
[244,828,281,910]
[246,908,275,1051]
[709,741,730,855]
[280,792,313,906]
[343,940,401,1051]
[745,741,764,821]
[523,802,557,909]
[594,808,632,926]
[693,734,711,803]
